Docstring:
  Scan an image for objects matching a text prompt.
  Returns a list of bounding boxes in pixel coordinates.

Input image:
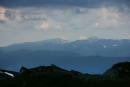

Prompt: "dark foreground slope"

[0,62,130,87]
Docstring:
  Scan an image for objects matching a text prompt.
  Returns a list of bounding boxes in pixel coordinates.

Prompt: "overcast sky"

[0,0,130,46]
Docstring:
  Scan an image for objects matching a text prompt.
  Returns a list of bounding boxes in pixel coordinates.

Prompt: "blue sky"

[0,0,130,46]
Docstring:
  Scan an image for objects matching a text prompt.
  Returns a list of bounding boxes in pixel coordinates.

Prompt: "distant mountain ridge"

[2,49,129,73]
[0,38,130,73]
[1,38,130,57]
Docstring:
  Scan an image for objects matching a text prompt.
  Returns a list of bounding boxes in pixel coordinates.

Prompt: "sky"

[0,0,130,46]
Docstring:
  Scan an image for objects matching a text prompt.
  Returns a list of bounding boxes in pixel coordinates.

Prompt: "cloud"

[36,20,50,30]
[94,7,121,28]
[0,0,130,24]
[0,7,8,23]
[0,7,27,23]
[35,18,62,31]
[79,36,88,40]
[0,1,130,46]
[1,6,129,29]
[0,7,6,14]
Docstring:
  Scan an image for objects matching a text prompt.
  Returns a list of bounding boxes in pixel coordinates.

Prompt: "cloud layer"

[0,0,130,46]
[0,0,130,8]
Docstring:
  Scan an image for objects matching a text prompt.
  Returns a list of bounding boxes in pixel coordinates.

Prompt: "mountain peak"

[20,64,68,74]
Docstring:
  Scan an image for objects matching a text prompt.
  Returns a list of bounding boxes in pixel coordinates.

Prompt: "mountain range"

[1,38,130,57]
[0,38,130,73]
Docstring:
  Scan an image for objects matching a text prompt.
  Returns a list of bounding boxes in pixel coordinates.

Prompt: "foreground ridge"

[0,62,130,87]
